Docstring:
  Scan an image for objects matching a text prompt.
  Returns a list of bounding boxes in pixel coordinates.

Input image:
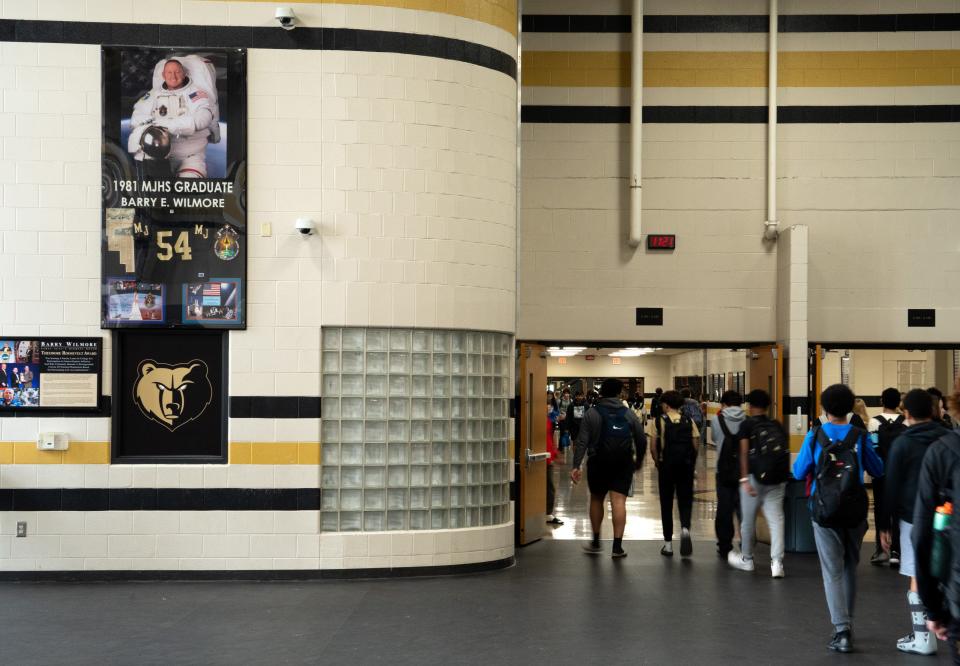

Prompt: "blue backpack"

[593,405,634,456]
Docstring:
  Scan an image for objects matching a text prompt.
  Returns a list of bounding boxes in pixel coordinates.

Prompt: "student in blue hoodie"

[793,384,884,654]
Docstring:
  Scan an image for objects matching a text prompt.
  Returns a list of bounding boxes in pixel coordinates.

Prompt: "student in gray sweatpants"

[727,389,787,577]
[792,384,884,654]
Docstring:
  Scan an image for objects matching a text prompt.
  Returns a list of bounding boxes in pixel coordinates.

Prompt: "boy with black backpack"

[653,390,700,558]
[710,390,746,559]
[792,384,884,653]
[570,379,647,558]
[728,389,791,578]
[869,387,906,566]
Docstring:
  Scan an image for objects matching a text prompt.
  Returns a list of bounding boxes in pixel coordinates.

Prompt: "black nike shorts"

[586,452,634,496]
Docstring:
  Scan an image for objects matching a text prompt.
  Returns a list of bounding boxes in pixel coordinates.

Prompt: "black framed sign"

[0,338,102,411]
[112,330,227,463]
[101,46,247,329]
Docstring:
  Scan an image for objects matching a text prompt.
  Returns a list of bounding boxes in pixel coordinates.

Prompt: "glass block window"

[321,328,512,532]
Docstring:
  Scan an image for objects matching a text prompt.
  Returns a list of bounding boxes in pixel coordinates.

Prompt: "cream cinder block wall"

[520,122,774,342]
[519,1,960,347]
[546,353,670,389]
[0,0,518,573]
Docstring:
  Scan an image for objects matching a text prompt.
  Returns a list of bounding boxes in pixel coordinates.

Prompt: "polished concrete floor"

[546,449,719,542]
[2,449,941,665]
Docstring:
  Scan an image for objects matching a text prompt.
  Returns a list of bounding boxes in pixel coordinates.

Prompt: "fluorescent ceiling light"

[548,346,586,357]
[609,347,662,357]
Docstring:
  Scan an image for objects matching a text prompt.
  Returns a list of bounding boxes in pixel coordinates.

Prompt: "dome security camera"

[275,7,297,30]
[295,218,314,236]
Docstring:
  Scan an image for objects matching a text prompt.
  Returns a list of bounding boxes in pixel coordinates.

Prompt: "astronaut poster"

[101,47,246,329]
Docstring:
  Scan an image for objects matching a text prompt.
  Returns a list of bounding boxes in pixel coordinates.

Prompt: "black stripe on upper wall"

[230,396,321,419]
[522,105,960,124]
[0,19,517,80]
[0,488,322,511]
[522,13,960,33]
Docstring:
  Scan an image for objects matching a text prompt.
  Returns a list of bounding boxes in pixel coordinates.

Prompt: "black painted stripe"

[0,19,516,80]
[522,13,960,33]
[0,488,321,511]
[230,396,321,419]
[0,556,515,581]
[522,105,960,123]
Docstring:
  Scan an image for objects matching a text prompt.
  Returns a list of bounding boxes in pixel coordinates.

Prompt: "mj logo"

[133,359,212,431]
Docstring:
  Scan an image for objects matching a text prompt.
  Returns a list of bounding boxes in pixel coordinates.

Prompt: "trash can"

[785,477,817,553]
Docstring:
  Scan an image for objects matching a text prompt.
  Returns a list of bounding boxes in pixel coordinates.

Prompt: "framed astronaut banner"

[101,46,247,329]
[0,338,102,411]
[112,330,227,463]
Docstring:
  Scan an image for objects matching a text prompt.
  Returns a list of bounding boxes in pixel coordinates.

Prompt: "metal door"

[749,344,783,422]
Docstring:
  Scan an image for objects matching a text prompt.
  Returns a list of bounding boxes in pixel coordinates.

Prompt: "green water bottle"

[931,502,952,581]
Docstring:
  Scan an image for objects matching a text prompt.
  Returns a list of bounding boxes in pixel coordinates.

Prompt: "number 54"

[156,230,193,261]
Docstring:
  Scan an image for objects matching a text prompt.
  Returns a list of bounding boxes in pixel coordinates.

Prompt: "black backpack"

[594,405,634,457]
[811,427,869,528]
[873,414,906,461]
[749,418,790,485]
[660,414,694,465]
[716,413,741,487]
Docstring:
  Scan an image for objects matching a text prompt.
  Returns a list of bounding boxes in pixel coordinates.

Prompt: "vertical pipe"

[764,0,779,241]
[628,0,643,247]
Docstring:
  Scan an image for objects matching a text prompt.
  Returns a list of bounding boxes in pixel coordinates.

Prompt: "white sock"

[681,527,690,537]
[663,540,673,552]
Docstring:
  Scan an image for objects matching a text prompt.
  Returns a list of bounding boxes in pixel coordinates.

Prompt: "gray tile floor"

[1,449,942,665]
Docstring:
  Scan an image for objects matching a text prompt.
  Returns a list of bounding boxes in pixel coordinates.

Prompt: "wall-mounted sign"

[101,46,247,329]
[636,307,664,326]
[113,331,226,463]
[646,234,676,250]
[908,309,936,327]
[0,338,102,410]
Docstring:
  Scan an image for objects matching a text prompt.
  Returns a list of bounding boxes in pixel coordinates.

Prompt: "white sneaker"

[727,550,755,572]
[771,559,785,578]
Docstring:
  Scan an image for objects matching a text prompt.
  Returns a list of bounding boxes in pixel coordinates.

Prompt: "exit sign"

[647,234,676,250]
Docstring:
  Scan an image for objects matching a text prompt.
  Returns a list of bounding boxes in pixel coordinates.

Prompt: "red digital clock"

[646,234,676,250]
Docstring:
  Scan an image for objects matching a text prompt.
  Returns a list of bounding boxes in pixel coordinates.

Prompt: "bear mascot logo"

[133,359,212,431]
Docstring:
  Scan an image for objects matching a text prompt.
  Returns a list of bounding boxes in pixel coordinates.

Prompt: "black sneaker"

[612,549,627,559]
[890,552,901,568]
[828,630,853,653]
[582,542,602,555]
[869,548,889,565]
[660,544,674,557]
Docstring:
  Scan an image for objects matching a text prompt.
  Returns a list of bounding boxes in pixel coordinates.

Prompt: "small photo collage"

[0,339,40,407]
[183,278,241,324]
[106,279,165,323]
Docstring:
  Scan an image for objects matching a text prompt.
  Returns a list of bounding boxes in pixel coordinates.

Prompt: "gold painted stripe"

[205,0,518,37]
[0,441,321,465]
[523,50,960,87]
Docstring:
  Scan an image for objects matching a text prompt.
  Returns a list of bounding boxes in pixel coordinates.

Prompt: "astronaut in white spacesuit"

[127,55,221,178]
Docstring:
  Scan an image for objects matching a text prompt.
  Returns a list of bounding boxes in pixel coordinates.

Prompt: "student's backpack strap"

[717,412,731,438]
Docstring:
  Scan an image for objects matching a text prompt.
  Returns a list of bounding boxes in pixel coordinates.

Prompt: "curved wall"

[0,0,517,575]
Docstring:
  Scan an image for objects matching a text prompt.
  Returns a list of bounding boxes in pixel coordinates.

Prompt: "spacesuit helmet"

[140,125,172,159]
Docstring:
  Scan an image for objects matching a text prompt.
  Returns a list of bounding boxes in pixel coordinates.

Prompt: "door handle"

[525,449,550,468]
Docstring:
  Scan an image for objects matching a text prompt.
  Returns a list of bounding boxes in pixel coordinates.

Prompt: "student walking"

[728,389,790,578]
[869,387,906,566]
[652,390,700,558]
[912,379,960,661]
[879,389,948,655]
[570,379,646,558]
[710,390,745,559]
[792,384,884,653]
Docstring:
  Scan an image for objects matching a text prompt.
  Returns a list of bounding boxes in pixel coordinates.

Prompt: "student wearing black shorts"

[571,378,647,558]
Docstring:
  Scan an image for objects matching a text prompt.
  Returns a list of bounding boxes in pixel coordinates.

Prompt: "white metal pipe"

[628,0,643,248]
[764,0,779,241]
